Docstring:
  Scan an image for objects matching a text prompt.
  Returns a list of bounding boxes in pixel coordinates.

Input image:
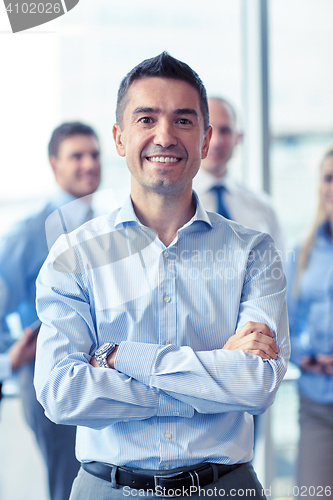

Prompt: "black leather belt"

[82,461,243,491]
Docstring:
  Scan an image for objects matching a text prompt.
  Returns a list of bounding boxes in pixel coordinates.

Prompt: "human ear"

[201,125,213,160]
[112,124,126,157]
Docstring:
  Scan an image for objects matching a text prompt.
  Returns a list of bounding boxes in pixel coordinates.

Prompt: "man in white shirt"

[193,97,284,254]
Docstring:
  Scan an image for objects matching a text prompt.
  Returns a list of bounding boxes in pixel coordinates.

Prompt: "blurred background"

[0,0,333,498]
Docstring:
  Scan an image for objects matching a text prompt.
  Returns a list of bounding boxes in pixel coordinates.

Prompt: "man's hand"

[222,322,279,360]
[313,354,333,375]
[89,355,99,367]
[89,346,119,369]
[8,327,38,371]
[299,355,323,374]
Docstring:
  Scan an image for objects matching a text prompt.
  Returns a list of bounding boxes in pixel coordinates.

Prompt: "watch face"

[96,343,113,357]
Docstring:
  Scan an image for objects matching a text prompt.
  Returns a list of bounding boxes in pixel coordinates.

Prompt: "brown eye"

[177,119,191,125]
[139,117,153,124]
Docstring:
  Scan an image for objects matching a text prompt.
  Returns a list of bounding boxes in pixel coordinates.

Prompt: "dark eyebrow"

[174,108,199,119]
[132,107,160,115]
[132,107,198,119]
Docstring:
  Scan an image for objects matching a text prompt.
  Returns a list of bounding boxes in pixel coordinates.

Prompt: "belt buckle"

[153,469,200,495]
[153,471,183,491]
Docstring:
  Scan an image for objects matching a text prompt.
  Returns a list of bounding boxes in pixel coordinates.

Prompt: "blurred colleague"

[287,148,333,498]
[34,52,289,499]
[0,121,101,500]
[193,97,284,253]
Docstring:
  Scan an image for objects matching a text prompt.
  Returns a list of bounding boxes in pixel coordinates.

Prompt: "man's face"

[50,134,101,198]
[201,99,240,178]
[113,77,212,196]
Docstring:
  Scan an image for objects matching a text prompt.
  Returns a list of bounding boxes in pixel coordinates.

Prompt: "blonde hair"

[294,148,333,295]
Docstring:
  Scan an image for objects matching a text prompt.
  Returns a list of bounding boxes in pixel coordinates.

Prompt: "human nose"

[83,153,99,170]
[153,119,177,148]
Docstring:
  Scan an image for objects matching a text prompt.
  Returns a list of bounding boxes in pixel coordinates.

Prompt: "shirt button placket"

[159,246,177,353]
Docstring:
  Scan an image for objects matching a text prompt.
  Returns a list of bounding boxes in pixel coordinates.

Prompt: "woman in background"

[287,148,333,498]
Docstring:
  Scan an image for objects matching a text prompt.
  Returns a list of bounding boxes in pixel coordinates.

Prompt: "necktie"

[210,185,231,220]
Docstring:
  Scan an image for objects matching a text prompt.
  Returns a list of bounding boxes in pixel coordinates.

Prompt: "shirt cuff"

[115,341,160,386]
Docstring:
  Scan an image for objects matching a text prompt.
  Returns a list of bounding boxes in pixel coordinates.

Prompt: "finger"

[236,332,278,353]
[249,332,279,353]
[89,356,99,367]
[251,323,274,337]
[244,342,278,359]
[237,322,274,338]
[317,354,333,364]
[224,335,278,353]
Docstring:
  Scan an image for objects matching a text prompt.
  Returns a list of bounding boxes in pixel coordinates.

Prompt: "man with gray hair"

[193,97,284,254]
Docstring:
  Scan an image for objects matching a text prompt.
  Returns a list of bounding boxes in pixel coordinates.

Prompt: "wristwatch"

[95,342,117,368]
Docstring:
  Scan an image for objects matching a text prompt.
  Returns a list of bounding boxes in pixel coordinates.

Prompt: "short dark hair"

[48,122,98,157]
[116,52,209,132]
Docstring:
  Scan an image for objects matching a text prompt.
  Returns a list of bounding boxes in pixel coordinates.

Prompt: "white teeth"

[148,157,179,163]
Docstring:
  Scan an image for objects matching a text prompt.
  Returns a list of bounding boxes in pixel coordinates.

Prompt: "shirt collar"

[193,168,238,194]
[51,189,93,220]
[115,192,212,230]
[51,189,78,209]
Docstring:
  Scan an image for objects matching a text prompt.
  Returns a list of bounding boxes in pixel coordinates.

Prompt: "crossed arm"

[90,321,279,369]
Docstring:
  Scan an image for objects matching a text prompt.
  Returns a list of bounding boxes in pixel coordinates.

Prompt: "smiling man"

[34,53,290,499]
[0,121,101,500]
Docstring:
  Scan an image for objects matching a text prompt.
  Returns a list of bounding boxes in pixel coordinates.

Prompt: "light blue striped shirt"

[34,194,290,469]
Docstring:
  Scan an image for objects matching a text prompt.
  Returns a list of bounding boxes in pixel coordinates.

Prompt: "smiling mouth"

[147,156,181,163]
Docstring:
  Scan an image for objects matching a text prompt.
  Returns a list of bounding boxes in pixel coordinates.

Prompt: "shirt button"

[164,295,171,303]
[165,340,170,345]
[164,251,169,258]
[164,432,172,439]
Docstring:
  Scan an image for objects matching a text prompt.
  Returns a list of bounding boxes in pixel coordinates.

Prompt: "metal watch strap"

[95,342,117,368]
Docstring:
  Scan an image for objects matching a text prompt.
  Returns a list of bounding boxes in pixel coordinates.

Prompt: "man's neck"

[131,186,196,247]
